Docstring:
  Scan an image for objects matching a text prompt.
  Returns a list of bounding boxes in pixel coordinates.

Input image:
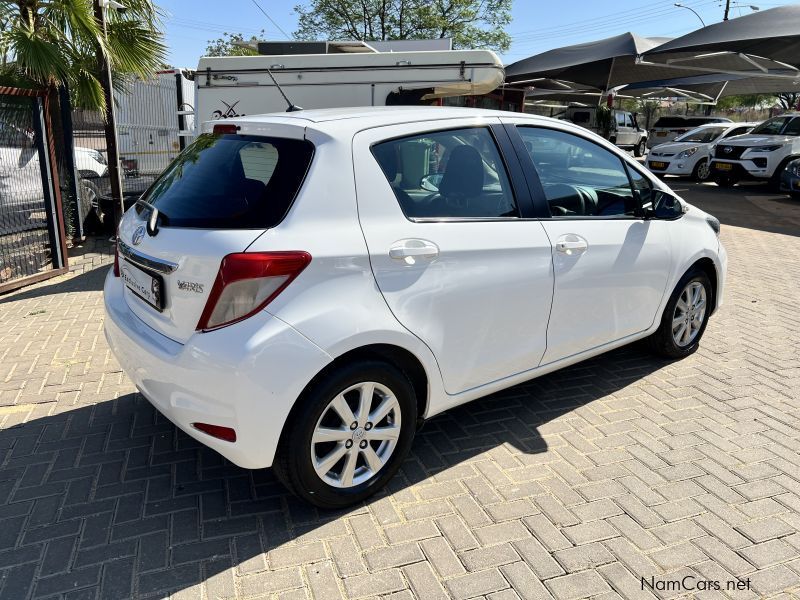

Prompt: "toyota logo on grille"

[132,226,145,246]
[723,146,733,154]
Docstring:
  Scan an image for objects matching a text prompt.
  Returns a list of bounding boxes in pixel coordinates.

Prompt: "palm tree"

[0,0,166,113]
[0,0,166,238]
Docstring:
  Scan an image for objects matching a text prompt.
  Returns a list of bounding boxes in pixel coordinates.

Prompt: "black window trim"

[368,123,537,223]
[504,122,675,222]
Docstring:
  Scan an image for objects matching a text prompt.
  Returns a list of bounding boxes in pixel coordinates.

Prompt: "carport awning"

[505,32,675,90]
[620,72,800,102]
[641,5,800,77]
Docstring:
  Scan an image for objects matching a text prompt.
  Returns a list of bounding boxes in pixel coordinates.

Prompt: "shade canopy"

[621,72,800,102]
[644,4,800,68]
[505,32,674,90]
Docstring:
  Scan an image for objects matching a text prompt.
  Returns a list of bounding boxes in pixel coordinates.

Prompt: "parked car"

[565,106,648,155]
[647,115,733,149]
[780,157,800,198]
[647,122,758,181]
[104,107,727,508]
[709,113,800,189]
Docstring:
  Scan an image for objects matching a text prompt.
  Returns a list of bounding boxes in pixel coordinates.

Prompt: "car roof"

[213,106,563,136]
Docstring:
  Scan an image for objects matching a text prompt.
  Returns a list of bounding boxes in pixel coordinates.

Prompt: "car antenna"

[265,67,302,112]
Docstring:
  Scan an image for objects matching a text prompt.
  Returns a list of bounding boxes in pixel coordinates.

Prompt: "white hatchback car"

[104,107,727,508]
[647,122,757,181]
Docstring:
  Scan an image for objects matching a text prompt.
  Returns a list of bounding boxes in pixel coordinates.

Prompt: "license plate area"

[121,259,165,311]
[714,162,733,171]
[649,161,667,170]
[656,131,667,136]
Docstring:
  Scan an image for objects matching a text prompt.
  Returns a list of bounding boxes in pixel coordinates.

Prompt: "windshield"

[674,126,726,143]
[751,116,793,135]
[136,133,314,228]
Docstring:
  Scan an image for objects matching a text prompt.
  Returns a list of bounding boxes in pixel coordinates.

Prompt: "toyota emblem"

[723,146,733,154]
[132,225,145,246]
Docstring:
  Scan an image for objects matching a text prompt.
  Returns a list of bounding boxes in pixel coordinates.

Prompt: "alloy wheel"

[310,381,401,488]
[696,160,710,181]
[672,281,707,347]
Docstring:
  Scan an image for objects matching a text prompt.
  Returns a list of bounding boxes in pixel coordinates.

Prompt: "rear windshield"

[136,134,314,228]
[652,117,686,128]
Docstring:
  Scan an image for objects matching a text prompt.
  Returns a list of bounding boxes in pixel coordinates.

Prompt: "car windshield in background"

[652,117,686,128]
[751,116,794,135]
[136,134,314,228]
[675,126,726,143]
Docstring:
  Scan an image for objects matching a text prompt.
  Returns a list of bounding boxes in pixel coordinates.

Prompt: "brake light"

[196,251,311,331]
[192,423,237,442]
[113,236,120,277]
[213,123,239,135]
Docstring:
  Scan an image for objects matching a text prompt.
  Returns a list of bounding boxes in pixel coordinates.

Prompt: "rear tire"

[634,139,646,158]
[714,175,738,188]
[646,269,712,359]
[273,360,417,509]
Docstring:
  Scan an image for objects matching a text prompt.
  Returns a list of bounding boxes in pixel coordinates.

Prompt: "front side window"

[625,114,635,128]
[371,127,518,219]
[136,134,313,228]
[517,126,640,218]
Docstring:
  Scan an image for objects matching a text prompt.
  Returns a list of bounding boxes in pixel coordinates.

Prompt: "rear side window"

[783,118,800,136]
[371,127,518,219]
[137,134,314,228]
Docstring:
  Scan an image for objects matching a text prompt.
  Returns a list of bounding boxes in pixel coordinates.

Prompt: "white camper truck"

[195,48,504,125]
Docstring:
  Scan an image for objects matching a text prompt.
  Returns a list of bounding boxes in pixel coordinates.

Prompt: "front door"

[506,121,672,364]
[353,120,554,395]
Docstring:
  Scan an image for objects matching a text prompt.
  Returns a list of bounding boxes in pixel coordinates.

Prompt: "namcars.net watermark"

[642,575,751,593]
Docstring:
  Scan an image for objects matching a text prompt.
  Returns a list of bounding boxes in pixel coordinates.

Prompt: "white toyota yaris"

[104,107,727,508]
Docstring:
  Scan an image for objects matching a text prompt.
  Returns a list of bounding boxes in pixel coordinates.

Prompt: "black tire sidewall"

[280,361,417,509]
[655,270,713,358]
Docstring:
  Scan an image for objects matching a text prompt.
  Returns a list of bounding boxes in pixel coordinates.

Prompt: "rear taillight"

[113,237,120,277]
[196,251,311,331]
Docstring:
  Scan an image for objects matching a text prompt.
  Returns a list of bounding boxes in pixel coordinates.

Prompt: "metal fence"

[0,87,68,293]
[70,71,194,232]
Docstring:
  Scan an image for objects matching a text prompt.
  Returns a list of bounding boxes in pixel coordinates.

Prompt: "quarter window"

[517,127,641,218]
[371,128,518,219]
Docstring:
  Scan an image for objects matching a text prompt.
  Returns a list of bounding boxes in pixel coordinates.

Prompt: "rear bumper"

[103,270,332,469]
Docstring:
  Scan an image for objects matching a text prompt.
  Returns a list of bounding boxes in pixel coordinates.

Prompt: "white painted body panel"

[103,106,728,471]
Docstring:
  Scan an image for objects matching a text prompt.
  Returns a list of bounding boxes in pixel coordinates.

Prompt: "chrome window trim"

[118,240,179,274]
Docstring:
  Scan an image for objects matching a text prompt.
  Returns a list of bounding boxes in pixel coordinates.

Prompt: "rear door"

[116,130,314,343]
[354,119,554,395]
[503,120,672,364]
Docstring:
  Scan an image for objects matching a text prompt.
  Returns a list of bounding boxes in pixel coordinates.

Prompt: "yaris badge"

[132,226,145,246]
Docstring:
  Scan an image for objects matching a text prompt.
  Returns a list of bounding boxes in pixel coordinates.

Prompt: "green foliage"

[293,0,513,52]
[0,0,166,112]
[205,31,264,57]
[716,94,774,110]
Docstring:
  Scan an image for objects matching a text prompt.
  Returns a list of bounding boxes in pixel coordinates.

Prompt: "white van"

[195,50,504,124]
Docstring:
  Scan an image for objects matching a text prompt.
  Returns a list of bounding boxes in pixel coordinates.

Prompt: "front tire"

[634,139,646,158]
[693,158,711,182]
[714,175,738,188]
[646,269,712,359]
[273,360,417,509]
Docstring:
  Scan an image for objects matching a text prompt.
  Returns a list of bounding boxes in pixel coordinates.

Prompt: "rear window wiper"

[135,198,169,236]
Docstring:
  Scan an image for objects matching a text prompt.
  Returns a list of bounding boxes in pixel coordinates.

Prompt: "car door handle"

[389,239,439,260]
[555,235,588,255]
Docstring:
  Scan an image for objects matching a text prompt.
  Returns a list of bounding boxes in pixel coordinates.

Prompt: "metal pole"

[93,0,125,227]
[175,72,186,151]
[59,84,83,239]
[674,3,706,26]
[724,0,731,20]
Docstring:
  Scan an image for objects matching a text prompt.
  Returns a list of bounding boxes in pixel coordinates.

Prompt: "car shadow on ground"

[0,344,671,598]
[0,262,108,303]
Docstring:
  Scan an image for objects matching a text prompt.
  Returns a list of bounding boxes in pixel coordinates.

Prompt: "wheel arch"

[688,256,718,313]
[277,343,431,452]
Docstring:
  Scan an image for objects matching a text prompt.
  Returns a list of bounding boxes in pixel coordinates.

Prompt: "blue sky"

[158,0,796,68]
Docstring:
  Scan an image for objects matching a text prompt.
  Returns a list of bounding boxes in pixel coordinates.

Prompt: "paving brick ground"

[1,182,799,599]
